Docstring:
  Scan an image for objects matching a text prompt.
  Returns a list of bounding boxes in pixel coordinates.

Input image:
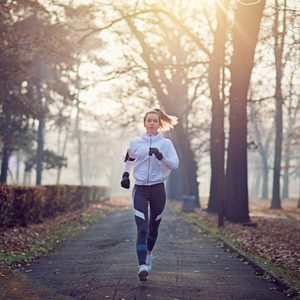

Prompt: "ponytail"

[144,108,178,131]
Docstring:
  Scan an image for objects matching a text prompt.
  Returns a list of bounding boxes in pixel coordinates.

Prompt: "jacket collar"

[141,132,164,142]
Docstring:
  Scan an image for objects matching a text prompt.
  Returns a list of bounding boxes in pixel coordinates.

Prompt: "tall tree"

[74,88,84,186]
[0,2,76,184]
[55,110,72,184]
[282,98,300,199]
[207,0,229,220]
[249,102,274,199]
[35,59,45,185]
[119,7,207,204]
[74,2,212,203]
[271,0,288,208]
[225,0,265,223]
[0,14,40,183]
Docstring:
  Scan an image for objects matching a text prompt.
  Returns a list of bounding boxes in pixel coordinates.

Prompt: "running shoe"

[146,255,153,272]
[138,264,148,281]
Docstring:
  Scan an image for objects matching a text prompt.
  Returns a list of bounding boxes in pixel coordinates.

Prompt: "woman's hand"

[121,172,130,189]
[148,147,163,160]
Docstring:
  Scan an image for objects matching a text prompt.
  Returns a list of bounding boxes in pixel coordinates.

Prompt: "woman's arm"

[161,140,179,171]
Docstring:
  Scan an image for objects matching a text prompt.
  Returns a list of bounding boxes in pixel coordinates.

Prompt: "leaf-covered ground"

[1,196,299,291]
[187,198,300,289]
[0,196,130,277]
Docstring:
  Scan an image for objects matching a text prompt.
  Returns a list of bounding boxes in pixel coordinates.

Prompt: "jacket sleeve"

[161,140,179,171]
[127,140,137,160]
[123,144,135,173]
[124,160,134,173]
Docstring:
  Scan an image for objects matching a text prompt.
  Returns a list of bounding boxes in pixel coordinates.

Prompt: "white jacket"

[124,133,179,186]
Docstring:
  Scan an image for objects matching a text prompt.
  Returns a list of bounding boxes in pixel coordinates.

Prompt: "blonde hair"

[144,108,178,131]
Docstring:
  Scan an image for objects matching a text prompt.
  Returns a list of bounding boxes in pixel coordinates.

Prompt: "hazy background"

[1,0,299,204]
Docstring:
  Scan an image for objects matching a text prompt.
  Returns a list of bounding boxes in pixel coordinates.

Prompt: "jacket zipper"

[147,135,152,185]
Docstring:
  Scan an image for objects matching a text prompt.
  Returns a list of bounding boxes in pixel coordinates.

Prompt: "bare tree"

[206,0,229,225]
[282,97,300,199]
[249,101,274,199]
[225,0,266,223]
[271,0,288,208]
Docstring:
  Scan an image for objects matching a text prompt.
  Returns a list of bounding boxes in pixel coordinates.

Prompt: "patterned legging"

[132,183,166,265]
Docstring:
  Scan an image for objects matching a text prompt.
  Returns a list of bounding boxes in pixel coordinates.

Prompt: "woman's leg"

[132,185,149,266]
[147,183,166,252]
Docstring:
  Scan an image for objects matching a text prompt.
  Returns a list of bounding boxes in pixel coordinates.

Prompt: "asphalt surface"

[0,207,290,300]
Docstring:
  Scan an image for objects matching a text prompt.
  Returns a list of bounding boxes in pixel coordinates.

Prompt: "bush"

[0,184,14,227]
[0,184,110,228]
[89,185,111,202]
[12,186,44,226]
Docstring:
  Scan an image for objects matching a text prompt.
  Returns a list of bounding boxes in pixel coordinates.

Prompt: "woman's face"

[144,113,160,135]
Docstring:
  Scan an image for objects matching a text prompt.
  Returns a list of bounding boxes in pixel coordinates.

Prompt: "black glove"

[148,147,163,160]
[121,172,130,189]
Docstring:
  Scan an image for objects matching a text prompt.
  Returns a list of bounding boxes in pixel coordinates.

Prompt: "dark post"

[181,195,196,213]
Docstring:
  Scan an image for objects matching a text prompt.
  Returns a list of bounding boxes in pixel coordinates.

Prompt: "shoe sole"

[138,270,148,281]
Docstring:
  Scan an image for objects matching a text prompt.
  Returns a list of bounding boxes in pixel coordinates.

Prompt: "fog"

[2,0,299,207]
[7,113,300,200]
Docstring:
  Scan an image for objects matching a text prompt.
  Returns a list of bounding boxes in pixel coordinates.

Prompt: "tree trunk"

[75,98,84,185]
[188,145,200,207]
[225,0,265,223]
[282,150,290,199]
[282,111,294,199]
[23,162,32,185]
[271,0,287,209]
[35,62,44,186]
[0,143,10,184]
[261,164,269,199]
[56,128,69,184]
[0,99,11,184]
[167,167,182,201]
[36,116,44,185]
[166,131,199,205]
[271,96,283,208]
[251,105,273,200]
[173,123,200,207]
[251,167,261,199]
[218,126,225,226]
[207,0,228,216]
[298,171,300,208]
[16,150,20,184]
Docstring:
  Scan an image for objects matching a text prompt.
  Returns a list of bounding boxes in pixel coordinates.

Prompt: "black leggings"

[132,183,166,265]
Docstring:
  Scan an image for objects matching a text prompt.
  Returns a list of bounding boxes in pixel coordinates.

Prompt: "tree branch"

[77,8,210,57]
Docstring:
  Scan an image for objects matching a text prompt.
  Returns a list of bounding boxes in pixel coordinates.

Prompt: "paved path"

[1,207,289,299]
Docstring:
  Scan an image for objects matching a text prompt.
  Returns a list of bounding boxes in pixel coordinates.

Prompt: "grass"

[184,213,236,248]
[250,254,300,292]
[0,204,111,271]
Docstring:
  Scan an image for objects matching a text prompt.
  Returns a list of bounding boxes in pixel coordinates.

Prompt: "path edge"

[180,213,300,299]
[221,240,299,299]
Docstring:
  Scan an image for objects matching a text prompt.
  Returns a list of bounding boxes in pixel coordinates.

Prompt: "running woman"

[120,108,179,281]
